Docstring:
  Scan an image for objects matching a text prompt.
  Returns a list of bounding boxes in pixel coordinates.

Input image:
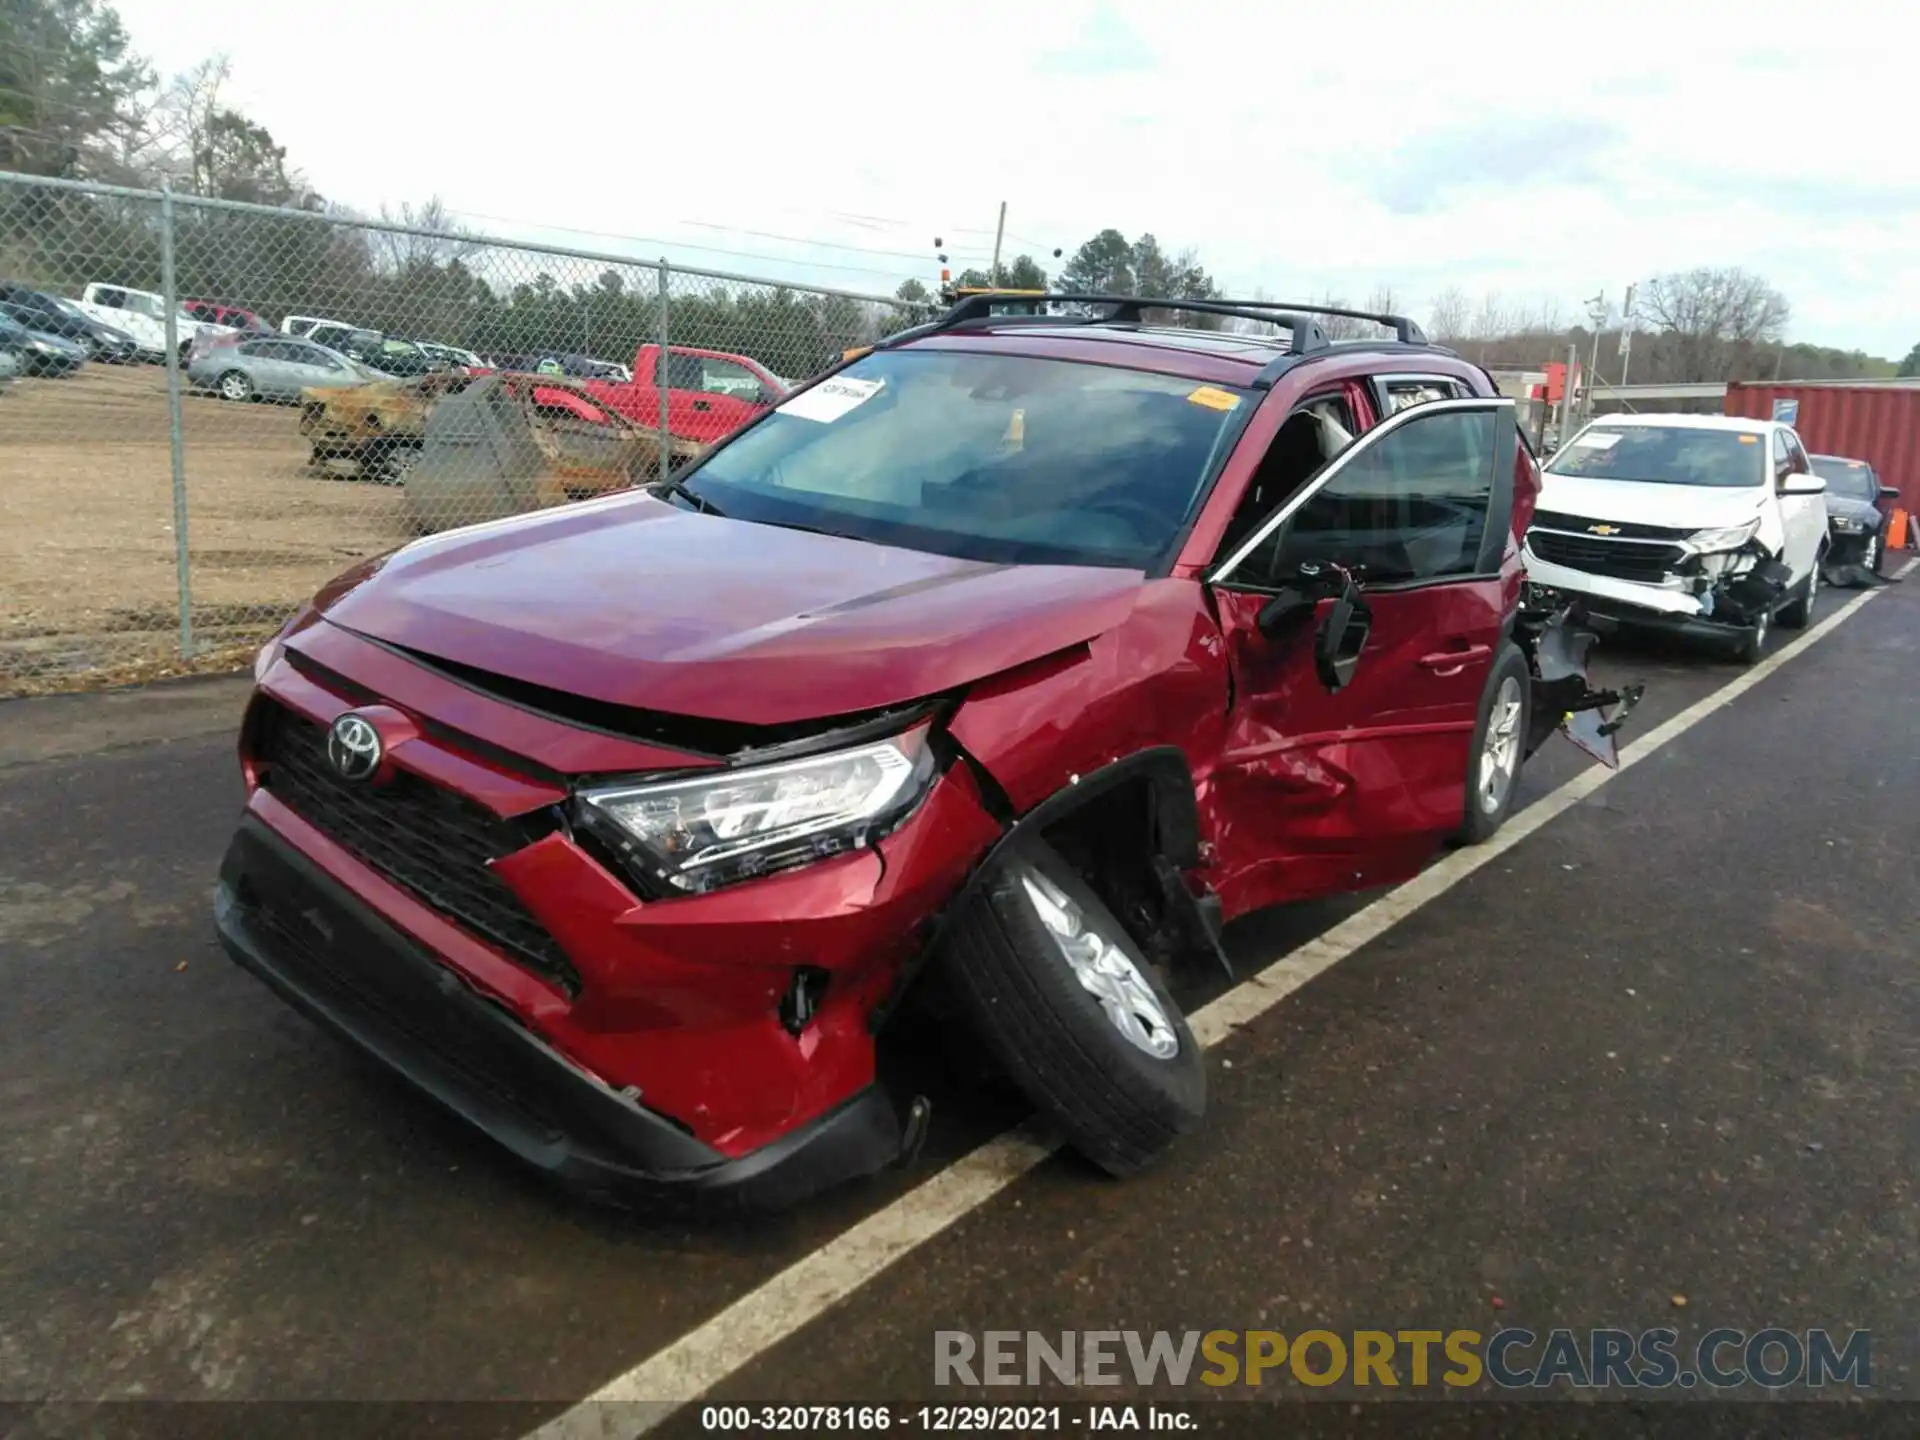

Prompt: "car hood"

[28,329,84,355]
[1537,471,1768,530]
[317,495,1148,728]
[1823,494,1881,526]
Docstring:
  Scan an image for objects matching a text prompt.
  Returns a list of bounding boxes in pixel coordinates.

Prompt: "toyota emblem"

[326,712,383,782]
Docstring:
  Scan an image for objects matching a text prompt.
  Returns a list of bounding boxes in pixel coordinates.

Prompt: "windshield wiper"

[652,477,726,517]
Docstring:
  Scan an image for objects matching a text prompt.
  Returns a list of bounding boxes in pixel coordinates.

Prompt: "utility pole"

[990,201,1007,285]
[1558,342,1580,449]
[1619,282,1636,389]
[1583,290,1607,423]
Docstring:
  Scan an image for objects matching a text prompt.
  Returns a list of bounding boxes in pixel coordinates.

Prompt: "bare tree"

[1426,285,1472,342]
[368,197,482,274]
[1638,266,1791,382]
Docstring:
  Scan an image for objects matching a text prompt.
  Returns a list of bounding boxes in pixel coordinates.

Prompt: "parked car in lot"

[579,342,790,447]
[0,285,140,361]
[184,300,276,335]
[188,335,380,403]
[1521,415,1829,663]
[215,292,1641,1210]
[0,312,87,374]
[416,341,487,372]
[281,314,354,339]
[1808,453,1900,575]
[70,283,232,362]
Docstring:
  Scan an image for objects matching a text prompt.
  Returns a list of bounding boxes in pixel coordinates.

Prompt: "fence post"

[656,259,671,477]
[158,175,193,659]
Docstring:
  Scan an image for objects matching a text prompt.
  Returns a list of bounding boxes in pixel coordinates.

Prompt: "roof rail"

[927,291,1430,349]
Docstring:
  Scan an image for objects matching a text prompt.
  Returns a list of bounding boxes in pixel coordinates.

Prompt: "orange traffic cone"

[1891,507,1912,551]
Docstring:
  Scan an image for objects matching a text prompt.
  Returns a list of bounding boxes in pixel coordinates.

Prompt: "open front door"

[1202,397,1518,918]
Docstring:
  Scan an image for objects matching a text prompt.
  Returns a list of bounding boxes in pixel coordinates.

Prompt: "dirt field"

[1,364,412,694]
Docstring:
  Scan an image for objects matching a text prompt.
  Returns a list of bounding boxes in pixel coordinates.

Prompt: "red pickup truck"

[579,343,792,446]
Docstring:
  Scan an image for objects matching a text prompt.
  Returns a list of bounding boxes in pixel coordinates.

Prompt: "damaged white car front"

[1516,416,1826,663]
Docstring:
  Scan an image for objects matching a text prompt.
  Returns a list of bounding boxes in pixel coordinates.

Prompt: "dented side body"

[213,322,1635,1208]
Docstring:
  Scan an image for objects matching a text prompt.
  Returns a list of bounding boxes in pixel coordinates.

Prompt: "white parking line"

[528,562,1913,1440]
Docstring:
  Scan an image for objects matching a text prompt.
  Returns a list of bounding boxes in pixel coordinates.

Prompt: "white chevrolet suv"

[1521,415,1829,663]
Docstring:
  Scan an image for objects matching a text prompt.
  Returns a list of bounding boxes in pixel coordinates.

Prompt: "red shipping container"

[1724,382,1920,517]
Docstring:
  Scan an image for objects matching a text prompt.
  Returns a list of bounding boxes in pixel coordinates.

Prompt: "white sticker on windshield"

[1572,432,1623,450]
[777,376,884,424]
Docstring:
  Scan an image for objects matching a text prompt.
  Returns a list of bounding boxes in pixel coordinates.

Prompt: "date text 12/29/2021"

[700,1406,1189,1431]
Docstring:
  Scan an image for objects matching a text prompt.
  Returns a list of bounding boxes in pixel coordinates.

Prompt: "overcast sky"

[107,0,1918,359]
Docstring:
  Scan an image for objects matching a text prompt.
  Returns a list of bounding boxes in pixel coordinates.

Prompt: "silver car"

[187,336,378,402]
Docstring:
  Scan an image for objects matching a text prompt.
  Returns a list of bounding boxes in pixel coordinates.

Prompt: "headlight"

[31,339,56,354]
[578,728,939,894]
[1830,516,1865,534]
[1685,519,1761,554]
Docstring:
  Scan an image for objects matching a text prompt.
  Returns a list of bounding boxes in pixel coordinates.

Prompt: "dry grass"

[1,364,412,695]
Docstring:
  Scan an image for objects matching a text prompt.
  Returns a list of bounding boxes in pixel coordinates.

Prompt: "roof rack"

[923,291,1431,350]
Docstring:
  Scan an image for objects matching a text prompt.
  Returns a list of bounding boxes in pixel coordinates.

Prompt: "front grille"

[1527,529,1684,584]
[253,701,581,994]
[1533,511,1695,542]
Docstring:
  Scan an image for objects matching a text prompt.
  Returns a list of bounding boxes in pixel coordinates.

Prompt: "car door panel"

[1200,397,1513,921]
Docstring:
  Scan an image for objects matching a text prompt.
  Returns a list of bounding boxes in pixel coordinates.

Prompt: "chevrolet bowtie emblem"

[1588,524,1621,536]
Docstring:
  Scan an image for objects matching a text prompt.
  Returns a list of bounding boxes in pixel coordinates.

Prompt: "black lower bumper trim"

[214,814,906,1211]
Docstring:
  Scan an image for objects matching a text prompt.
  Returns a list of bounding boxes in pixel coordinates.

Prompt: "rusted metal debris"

[399,372,708,534]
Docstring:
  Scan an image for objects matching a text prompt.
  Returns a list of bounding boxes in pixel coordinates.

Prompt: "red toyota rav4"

[214,294,1639,1210]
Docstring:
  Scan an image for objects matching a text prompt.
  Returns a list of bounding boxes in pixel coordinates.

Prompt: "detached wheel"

[944,838,1205,1176]
[1864,532,1882,575]
[218,370,253,402]
[1455,642,1530,844]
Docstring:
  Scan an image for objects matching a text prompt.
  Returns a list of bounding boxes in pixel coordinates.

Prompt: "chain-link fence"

[0,170,925,696]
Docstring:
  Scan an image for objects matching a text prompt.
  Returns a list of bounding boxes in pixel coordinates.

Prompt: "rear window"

[1810,456,1878,502]
[1545,424,1766,488]
[680,348,1253,569]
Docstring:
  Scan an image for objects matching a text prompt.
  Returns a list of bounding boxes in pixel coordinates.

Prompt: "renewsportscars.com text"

[933,1327,1872,1391]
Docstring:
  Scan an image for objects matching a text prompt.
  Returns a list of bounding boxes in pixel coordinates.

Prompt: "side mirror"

[1780,472,1825,496]
[1879,484,1900,500]
[1254,587,1314,638]
[1312,572,1372,692]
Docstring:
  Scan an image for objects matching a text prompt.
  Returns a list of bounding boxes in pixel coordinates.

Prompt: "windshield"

[678,349,1252,568]
[1811,457,1878,502]
[1545,424,1766,488]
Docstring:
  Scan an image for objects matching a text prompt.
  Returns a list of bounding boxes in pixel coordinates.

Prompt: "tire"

[1455,643,1531,844]
[1732,608,1769,664]
[942,838,1206,1176]
[1864,532,1882,575]
[218,370,254,403]
[1777,565,1817,630]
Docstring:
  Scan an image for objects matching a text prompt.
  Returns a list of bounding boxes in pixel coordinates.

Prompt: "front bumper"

[214,813,912,1211]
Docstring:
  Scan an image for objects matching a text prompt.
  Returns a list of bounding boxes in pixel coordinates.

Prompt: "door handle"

[1418,643,1491,676]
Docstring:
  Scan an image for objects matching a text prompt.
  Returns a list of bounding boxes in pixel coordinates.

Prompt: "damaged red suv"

[214,294,1639,1209]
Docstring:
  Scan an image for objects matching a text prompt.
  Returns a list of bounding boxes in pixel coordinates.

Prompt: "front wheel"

[943,838,1205,1177]
[218,370,253,403]
[1455,643,1531,844]
[1732,609,1770,664]
[1777,565,1817,630]
[1864,533,1882,575]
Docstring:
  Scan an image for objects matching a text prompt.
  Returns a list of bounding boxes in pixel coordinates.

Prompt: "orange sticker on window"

[1187,386,1239,411]
[1738,434,1759,443]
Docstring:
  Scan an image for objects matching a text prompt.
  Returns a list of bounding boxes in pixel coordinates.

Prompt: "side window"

[1773,431,1795,482]
[95,287,126,309]
[1230,406,1499,588]
[1375,376,1460,416]
[698,357,762,397]
[1216,391,1359,563]
[237,340,271,358]
[662,350,708,389]
[1785,432,1812,473]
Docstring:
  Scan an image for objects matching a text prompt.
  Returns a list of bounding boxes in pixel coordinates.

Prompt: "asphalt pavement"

[2,574,1914,1437]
